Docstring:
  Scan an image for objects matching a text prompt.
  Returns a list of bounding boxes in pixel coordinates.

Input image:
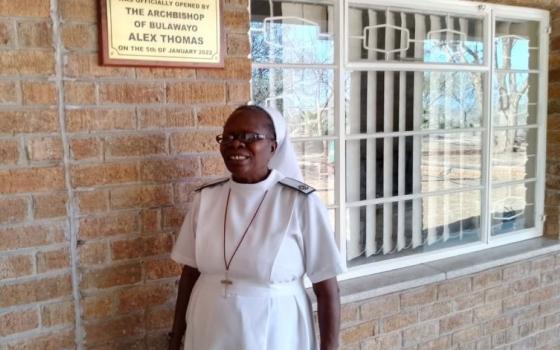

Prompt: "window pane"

[346,71,483,134]
[294,140,336,205]
[346,191,481,265]
[345,133,481,202]
[495,20,540,70]
[493,73,538,127]
[347,7,484,64]
[491,182,535,235]
[252,68,335,137]
[492,128,537,183]
[250,0,334,64]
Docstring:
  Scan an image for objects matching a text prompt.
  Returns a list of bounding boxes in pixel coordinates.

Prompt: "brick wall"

[339,252,560,350]
[0,0,248,348]
[0,0,558,349]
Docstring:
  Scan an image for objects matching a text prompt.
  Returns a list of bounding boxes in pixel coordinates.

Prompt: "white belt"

[197,274,306,298]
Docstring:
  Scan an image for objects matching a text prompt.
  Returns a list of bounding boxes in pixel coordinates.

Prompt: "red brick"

[61,23,97,50]
[105,134,167,158]
[76,190,109,214]
[0,0,50,17]
[17,21,52,47]
[138,108,195,129]
[0,139,19,164]
[65,53,134,78]
[82,295,113,320]
[170,131,217,153]
[79,241,108,266]
[201,156,227,176]
[0,197,27,224]
[418,301,453,321]
[41,301,74,327]
[70,137,102,161]
[455,290,485,310]
[65,109,136,132]
[0,20,15,47]
[162,206,187,230]
[340,321,376,344]
[439,311,473,334]
[26,136,63,161]
[144,259,181,280]
[34,192,69,220]
[0,50,54,76]
[141,208,160,233]
[85,314,144,344]
[135,67,196,79]
[37,247,70,273]
[437,277,471,299]
[473,268,502,290]
[401,286,437,308]
[0,81,17,103]
[140,158,199,181]
[197,57,251,80]
[64,81,96,104]
[99,82,164,104]
[197,105,235,126]
[71,163,138,187]
[0,167,65,193]
[82,263,142,289]
[0,110,58,134]
[227,81,251,103]
[227,33,250,57]
[117,283,174,313]
[0,254,33,280]
[0,223,65,251]
[402,321,438,347]
[79,212,139,239]
[59,0,96,21]
[110,184,173,209]
[111,235,173,260]
[382,311,417,332]
[0,309,39,336]
[0,274,72,307]
[224,8,249,33]
[166,81,226,104]
[174,181,204,204]
[5,330,75,350]
[146,305,173,329]
[340,303,359,325]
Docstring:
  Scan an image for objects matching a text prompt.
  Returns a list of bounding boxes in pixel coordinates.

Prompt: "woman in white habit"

[169,105,345,350]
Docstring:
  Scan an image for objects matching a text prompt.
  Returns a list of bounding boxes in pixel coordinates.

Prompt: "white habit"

[171,169,345,350]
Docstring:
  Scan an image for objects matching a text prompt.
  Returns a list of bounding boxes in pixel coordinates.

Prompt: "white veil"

[257,106,303,181]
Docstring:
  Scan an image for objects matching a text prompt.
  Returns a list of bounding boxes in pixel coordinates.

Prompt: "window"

[250,0,549,276]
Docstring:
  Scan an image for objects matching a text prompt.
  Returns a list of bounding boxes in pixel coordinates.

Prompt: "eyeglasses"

[216,133,274,145]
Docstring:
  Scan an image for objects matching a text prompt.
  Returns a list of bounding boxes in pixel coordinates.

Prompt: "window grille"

[250,0,549,275]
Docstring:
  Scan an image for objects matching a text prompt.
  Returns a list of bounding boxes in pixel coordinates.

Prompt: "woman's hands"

[312,277,341,350]
[168,265,200,350]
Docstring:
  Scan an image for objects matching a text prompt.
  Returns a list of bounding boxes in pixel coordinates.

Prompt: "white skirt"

[183,275,316,350]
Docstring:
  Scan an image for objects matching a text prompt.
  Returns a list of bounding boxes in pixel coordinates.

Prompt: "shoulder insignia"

[194,177,229,192]
[279,177,315,195]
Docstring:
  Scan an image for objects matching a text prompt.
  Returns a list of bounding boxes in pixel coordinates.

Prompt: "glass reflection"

[346,71,483,134]
[346,191,481,264]
[492,128,537,182]
[294,140,336,205]
[252,68,335,137]
[250,0,334,64]
[491,183,535,235]
[347,8,484,64]
[345,133,481,202]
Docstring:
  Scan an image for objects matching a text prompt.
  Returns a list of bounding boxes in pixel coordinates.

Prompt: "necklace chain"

[223,188,269,271]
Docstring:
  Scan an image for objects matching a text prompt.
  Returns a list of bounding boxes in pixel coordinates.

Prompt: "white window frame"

[249,0,550,280]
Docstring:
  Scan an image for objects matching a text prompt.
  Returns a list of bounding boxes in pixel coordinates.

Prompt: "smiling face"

[220,107,277,183]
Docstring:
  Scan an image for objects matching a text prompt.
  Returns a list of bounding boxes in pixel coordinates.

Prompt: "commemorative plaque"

[99,0,224,67]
